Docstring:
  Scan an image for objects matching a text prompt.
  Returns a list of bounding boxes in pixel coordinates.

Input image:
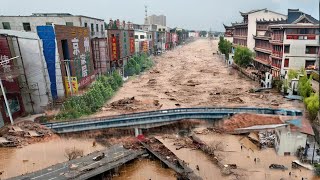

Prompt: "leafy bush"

[288,69,298,80]
[298,74,313,98]
[56,71,123,120]
[124,53,154,77]
[233,46,254,67]
[218,37,232,60]
[304,93,319,121]
[311,71,319,82]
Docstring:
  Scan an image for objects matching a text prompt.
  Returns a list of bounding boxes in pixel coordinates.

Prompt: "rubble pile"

[0,121,56,147]
[223,113,283,132]
[259,131,276,148]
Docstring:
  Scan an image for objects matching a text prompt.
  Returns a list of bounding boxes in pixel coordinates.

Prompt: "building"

[145,15,166,26]
[0,30,51,126]
[188,31,199,38]
[0,13,105,38]
[106,19,135,74]
[134,30,148,54]
[230,9,287,51]
[223,24,234,42]
[37,25,95,99]
[269,9,319,78]
[253,18,286,75]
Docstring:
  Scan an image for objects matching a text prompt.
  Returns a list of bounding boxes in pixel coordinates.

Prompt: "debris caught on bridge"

[223,113,283,132]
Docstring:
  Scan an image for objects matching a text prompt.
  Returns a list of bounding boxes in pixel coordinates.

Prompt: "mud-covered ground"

[92,39,304,118]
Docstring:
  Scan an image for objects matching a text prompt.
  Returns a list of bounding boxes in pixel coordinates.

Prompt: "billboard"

[54,25,95,88]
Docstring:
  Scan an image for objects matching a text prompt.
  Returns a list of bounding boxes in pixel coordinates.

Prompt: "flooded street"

[113,159,176,180]
[0,138,104,179]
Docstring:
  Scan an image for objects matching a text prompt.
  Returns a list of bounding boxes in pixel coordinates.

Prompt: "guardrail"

[43,107,302,134]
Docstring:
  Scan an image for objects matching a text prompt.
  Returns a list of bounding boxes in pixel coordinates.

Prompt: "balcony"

[286,34,316,40]
[254,47,271,54]
[254,57,271,66]
[271,51,283,59]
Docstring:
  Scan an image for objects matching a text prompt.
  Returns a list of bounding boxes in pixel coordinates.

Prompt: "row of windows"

[284,58,316,69]
[286,28,319,35]
[283,45,318,54]
[2,21,103,33]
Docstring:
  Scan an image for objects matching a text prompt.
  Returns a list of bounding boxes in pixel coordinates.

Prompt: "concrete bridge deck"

[43,107,303,134]
[9,145,145,180]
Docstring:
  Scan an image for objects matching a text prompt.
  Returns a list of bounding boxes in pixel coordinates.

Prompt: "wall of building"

[80,17,105,38]
[275,126,307,155]
[0,16,80,32]
[4,30,51,114]
[247,11,286,50]
[281,31,319,75]
[0,16,105,38]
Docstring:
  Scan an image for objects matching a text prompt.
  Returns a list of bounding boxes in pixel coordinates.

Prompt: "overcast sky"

[0,0,318,31]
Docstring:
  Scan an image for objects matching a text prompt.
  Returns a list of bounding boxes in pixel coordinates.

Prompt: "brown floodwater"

[0,138,104,179]
[113,158,176,180]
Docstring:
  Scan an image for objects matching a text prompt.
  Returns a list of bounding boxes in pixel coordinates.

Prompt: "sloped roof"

[240,8,286,17]
[287,9,319,24]
[292,14,319,24]
[223,24,234,29]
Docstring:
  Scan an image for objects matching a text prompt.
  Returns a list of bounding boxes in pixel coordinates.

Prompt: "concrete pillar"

[134,128,143,137]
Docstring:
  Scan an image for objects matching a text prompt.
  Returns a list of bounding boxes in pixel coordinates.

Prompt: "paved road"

[9,145,145,180]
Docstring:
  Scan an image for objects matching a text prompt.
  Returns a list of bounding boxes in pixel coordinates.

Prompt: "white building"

[0,13,105,38]
[0,30,51,114]
[134,30,148,54]
[232,9,287,51]
[274,124,308,156]
[189,31,199,38]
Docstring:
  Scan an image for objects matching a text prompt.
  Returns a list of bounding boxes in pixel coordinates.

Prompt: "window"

[284,59,289,67]
[305,60,316,69]
[84,22,88,27]
[140,35,145,39]
[2,22,11,29]
[91,23,94,32]
[135,35,138,39]
[66,22,73,26]
[96,24,99,32]
[284,45,290,53]
[46,22,52,25]
[101,24,103,32]
[23,22,31,31]
[305,46,319,54]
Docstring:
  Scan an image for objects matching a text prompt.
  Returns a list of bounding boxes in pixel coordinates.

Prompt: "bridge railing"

[44,107,302,129]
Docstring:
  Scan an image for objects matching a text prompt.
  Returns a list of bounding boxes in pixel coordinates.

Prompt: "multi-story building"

[0,30,52,126]
[0,13,105,38]
[229,9,287,51]
[145,15,166,26]
[223,24,234,42]
[269,9,319,78]
[253,18,286,73]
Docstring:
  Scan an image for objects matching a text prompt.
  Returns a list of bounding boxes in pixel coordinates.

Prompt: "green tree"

[288,69,298,80]
[298,74,313,98]
[233,46,254,67]
[218,37,232,60]
[304,93,319,120]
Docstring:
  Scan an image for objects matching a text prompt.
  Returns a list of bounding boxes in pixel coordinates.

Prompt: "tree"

[199,31,208,37]
[288,69,298,80]
[218,37,232,60]
[233,46,254,67]
[304,93,319,120]
[298,74,313,98]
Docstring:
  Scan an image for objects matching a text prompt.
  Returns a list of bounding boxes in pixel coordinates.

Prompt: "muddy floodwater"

[113,158,176,180]
[0,138,104,179]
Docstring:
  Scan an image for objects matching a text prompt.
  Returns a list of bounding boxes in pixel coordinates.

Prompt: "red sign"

[111,37,118,61]
[130,38,135,53]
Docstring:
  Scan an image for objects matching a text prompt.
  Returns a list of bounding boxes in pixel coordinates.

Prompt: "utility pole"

[0,56,20,125]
